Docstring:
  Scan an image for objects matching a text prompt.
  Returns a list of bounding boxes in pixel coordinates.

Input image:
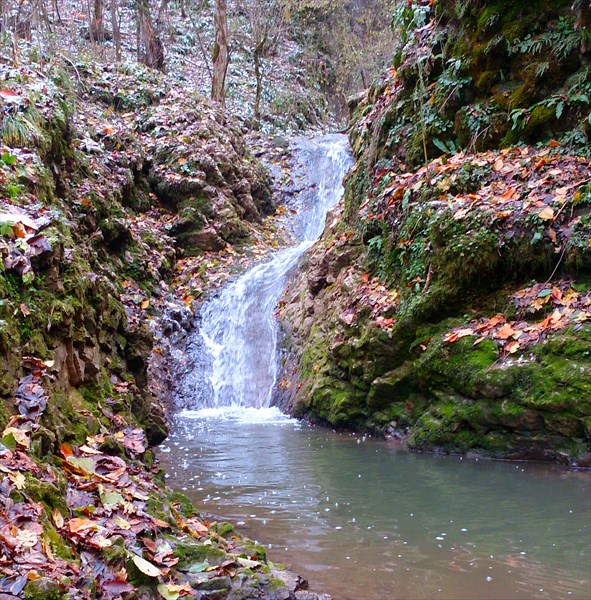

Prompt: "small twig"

[421,265,433,296]
[58,53,81,82]
[544,241,570,286]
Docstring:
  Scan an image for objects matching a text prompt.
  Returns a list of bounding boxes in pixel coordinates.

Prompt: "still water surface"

[158,408,591,600]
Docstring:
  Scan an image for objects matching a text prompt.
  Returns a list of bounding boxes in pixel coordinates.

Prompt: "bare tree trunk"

[53,0,62,24]
[137,0,165,71]
[111,0,121,60]
[156,0,170,29]
[253,42,263,121]
[90,0,104,42]
[211,0,229,105]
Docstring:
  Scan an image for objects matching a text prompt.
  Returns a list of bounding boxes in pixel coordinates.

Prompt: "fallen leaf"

[538,206,555,221]
[443,328,474,343]
[132,554,162,578]
[236,556,261,568]
[9,472,26,490]
[60,443,74,457]
[505,340,521,354]
[102,581,136,595]
[66,456,96,475]
[0,89,20,102]
[67,518,98,534]
[495,324,516,340]
[2,427,30,449]
[100,489,124,507]
[52,508,64,529]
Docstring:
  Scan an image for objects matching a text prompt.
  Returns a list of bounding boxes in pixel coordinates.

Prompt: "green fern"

[0,114,29,146]
[0,106,44,148]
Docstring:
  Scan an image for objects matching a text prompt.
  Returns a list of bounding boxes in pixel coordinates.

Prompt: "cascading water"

[177,134,352,411]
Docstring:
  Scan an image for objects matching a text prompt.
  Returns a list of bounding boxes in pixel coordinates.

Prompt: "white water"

[177,135,352,412]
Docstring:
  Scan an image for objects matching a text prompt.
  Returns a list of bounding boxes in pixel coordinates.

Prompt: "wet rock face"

[280,207,591,463]
[141,97,274,256]
[279,130,591,465]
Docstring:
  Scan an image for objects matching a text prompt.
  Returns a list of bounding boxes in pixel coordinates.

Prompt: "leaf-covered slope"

[278,1,591,466]
[0,47,314,598]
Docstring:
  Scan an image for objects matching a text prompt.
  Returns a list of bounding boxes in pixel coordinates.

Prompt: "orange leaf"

[535,158,547,170]
[14,222,27,238]
[495,323,515,340]
[538,206,554,221]
[60,443,74,458]
[443,328,473,343]
[505,340,521,354]
[67,518,98,534]
[0,89,20,101]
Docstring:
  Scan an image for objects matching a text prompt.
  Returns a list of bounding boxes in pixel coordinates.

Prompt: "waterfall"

[177,135,352,411]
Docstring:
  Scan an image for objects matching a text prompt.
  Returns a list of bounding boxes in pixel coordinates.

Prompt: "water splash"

[178,406,298,425]
[177,135,352,410]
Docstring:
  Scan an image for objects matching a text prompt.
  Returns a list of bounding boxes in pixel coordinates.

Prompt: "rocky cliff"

[278,0,591,466]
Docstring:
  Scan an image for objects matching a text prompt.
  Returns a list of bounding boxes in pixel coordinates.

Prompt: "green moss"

[267,577,287,591]
[476,70,499,93]
[24,475,68,515]
[173,539,226,568]
[103,536,128,565]
[169,491,199,518]
[243,543,267,561]
[216,522,235,537]
[43,522,76,561]
[24,579,65,600]
[523,105,557,139]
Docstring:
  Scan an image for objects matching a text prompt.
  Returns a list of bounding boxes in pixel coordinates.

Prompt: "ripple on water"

[158,419,591,600]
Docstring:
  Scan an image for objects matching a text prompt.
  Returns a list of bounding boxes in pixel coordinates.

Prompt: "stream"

[159,135,591,600]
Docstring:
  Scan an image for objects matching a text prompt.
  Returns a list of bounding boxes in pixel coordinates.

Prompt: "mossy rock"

[173,539,227,569]
[522,105,558,140]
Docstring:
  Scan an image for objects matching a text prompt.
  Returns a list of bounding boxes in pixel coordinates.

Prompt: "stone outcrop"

[278,1,591,465]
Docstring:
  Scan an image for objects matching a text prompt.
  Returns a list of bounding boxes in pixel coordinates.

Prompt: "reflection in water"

[158,413,591,600]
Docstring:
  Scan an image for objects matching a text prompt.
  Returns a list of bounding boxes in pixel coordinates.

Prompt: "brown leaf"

[102,580,136,595]
[51,508,64,529]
